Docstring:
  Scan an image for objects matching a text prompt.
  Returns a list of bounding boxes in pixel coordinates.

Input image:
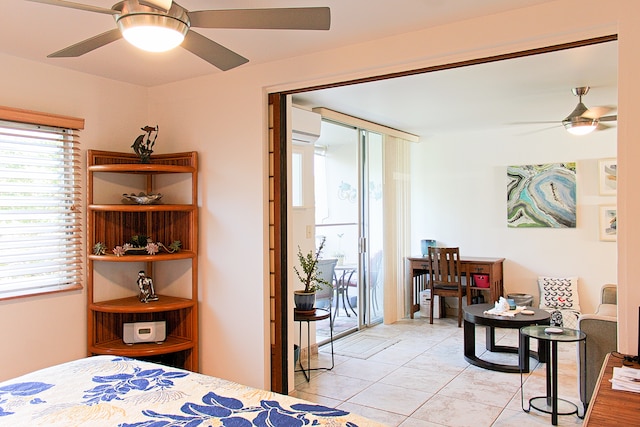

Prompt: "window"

[0,106,84,300]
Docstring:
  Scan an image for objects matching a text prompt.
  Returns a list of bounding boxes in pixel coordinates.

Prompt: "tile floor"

[290,314,584,426]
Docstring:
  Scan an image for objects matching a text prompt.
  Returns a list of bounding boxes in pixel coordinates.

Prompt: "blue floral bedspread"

[0,356,382,426]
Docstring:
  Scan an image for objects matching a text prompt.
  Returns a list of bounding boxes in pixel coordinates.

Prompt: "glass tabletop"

[520,325,585,342]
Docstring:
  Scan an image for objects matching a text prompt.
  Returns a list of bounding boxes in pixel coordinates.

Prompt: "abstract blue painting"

[507,162,576,228]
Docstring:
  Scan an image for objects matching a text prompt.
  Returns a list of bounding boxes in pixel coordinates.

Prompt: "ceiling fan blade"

[48,29,122,58]
[139,0,172,13]
[582,105,616,119]
[514,124,562,136]
[508,121,559,125]
[26,0,118,15]
[189,7,331,30]
[182,30,249,71]
[599,114,618,122]
[596,122,614,131]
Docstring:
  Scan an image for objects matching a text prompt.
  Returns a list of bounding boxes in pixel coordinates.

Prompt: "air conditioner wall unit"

[292,106,321,144]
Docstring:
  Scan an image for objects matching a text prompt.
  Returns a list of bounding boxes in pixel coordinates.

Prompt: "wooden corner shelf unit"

[87,150,198,371]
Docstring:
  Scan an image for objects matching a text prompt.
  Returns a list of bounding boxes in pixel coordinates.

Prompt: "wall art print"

[507,162,576,228]
[599,205,617,241]
[598,158,617,195]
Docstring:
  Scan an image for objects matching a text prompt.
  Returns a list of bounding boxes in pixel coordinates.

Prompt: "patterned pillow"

[538,276,580,311]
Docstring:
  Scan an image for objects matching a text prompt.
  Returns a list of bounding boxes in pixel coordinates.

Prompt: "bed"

[0,355,382,426]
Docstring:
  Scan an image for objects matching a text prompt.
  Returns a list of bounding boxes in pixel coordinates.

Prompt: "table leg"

[344,270,357,317]
[518,330,530,373]
[329,308,335,368]
[298,320,310,382]
[486,325,496,351]
[551,340,558,425]
[463,319,476,360]
[578,339,586,418]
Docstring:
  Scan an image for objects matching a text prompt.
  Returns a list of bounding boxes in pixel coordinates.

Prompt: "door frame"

[268,36,617,393]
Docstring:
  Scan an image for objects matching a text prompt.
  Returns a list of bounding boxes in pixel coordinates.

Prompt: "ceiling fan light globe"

[563,118,598,135]
[118,14,188,52]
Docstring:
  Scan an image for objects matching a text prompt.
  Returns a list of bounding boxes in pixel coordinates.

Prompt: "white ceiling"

[0,1,618,137]
[293,41,618,138]
[3,0,557,86]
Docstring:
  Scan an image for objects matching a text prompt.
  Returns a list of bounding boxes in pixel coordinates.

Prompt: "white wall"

[2,0,640,388]
[0,54,148,381]
[410,125,616,314]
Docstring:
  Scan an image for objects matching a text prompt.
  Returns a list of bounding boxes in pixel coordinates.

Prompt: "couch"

[577,284,617,408]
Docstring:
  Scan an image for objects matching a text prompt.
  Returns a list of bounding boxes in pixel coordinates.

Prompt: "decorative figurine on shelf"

[131,125,158,163]
[137,270,159,303]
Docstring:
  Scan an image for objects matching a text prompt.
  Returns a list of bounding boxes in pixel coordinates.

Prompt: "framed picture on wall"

[598,158,617,195]
[599,205,617,241]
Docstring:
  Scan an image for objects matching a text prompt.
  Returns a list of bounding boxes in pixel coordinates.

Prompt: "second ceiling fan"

[516,86,617,135]
[27,0,331,71]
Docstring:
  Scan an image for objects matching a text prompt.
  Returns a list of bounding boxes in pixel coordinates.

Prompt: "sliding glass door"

[314,120,359,341]
[360,130,384,326]
[313,120,383,343]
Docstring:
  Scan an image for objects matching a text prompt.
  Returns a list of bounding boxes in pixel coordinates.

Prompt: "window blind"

[0,118,82,299]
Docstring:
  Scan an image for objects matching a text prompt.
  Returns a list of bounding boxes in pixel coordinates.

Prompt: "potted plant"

[293,238,332,313]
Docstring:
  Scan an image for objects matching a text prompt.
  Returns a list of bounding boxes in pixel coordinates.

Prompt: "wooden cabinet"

[87,150,198,371]
[463,256,504,306]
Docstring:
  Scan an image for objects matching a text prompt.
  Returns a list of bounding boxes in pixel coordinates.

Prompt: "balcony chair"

[428,247,466,327]
[315,258,338,322]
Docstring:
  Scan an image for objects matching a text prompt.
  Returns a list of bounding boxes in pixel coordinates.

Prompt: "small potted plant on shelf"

[293,237,332,313]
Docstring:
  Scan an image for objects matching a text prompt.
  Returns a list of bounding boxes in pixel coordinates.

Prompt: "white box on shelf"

[419,290,440,318]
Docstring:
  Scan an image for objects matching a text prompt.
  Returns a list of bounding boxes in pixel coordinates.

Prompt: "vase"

[294,291,316,313]
[420,239,436,256]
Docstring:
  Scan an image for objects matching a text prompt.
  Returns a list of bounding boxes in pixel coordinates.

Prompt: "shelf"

[87,150,198,371]
[469,286,491,291]
[90,209,196,252]
[90,295,195,313]
[89,336,194,356]
[89,204,196,212]
[88,164,195,174]
[89,251,195,262]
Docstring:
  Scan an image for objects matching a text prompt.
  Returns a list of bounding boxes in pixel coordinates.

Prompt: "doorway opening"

[270,35,618,394]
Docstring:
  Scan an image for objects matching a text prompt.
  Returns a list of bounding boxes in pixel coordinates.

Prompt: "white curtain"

[382,135,412,322]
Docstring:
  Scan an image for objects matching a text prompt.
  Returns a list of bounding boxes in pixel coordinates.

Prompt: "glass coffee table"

[519,325,586,425]
[463,303,551,373]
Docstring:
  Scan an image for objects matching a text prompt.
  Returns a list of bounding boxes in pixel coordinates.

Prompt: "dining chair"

[428,247,466,327]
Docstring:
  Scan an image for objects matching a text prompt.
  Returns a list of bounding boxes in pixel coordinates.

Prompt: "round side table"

[294,308,335,382]
[519,325,586,426]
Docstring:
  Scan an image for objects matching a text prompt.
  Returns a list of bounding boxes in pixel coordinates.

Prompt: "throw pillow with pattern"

[538,276,580,312]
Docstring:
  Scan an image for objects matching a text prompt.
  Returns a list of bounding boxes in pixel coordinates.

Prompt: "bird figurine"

[131,125,158,163]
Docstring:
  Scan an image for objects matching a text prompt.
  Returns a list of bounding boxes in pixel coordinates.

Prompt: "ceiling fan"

[26,0,331,71]
[515,86,617,135]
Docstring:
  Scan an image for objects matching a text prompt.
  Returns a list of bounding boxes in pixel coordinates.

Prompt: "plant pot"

[294,291,316,313]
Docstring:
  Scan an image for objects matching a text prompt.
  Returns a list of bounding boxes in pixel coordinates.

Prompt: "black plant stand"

[294,308,335,382]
